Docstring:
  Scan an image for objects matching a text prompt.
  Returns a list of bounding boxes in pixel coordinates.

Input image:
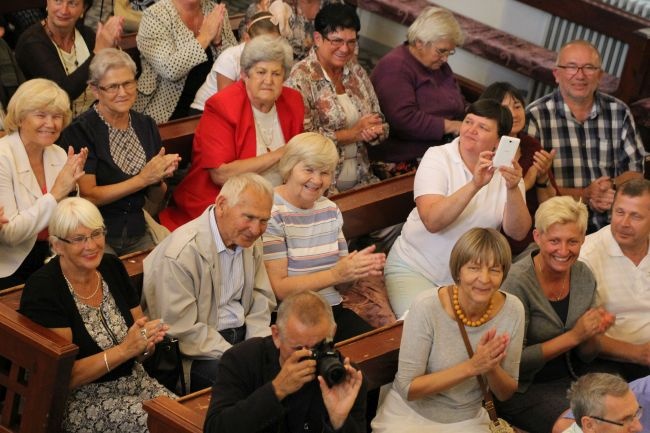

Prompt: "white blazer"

[0,132,66,277]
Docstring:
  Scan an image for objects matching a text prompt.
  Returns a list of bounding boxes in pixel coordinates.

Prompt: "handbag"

[142,335,187,395]
[447,288,515,433]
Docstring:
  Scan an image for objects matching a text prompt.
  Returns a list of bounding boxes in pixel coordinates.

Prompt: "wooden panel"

[332,172,414,239]
[0,1,45,15]
[158,115,201,168]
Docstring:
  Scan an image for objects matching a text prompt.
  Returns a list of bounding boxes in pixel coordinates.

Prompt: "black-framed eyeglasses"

[556,64,601,76]
[589,406,643,427]
[322,35,358,49]
[95,80,137,95]
[56,228,107,246]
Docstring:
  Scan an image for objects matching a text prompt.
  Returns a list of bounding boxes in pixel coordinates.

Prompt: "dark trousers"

[189,324,246,392]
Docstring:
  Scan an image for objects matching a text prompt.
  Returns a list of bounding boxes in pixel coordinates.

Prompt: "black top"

[58,107,163,238]
[169,48,213,120]
[20,254,139,382]
[205,336,367,433]
[15,21,96,101]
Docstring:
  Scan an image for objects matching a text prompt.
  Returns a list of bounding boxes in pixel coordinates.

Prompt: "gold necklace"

[253,109,278,153]
[64,271,102,301]
[452,285,493,327]
[536,257,569,301]
[42,20,79,72]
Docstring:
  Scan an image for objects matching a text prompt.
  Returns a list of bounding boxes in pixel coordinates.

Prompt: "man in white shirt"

[561,373,642,433]
[142,173,276,392]
[579,179,650,379]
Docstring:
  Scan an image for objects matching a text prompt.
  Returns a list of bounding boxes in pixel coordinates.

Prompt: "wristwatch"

[535,179,550,188]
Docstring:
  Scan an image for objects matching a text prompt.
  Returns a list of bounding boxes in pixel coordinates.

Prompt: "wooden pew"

[144,321,404,433]
[157,115,201,169]
[0,301,78,433]
[0,1,45,14]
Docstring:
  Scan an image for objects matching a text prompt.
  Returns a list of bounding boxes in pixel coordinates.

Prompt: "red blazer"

[160,81,304,230]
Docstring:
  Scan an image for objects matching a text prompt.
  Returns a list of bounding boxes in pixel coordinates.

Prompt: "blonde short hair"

[49,197,104,241]
[407,7,464,46]
[449,228,512,284]
[3,79,71,134]
[534,196,588,235]
[278,132,339,183]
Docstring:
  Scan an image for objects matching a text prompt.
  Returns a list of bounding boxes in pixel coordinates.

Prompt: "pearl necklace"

[452,285,493,327]
[64,271,102,301]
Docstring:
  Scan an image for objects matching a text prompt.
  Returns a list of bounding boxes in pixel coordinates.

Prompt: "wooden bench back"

[0,302,78,433]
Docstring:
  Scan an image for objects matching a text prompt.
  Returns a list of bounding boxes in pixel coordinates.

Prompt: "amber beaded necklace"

[452,285,493,327]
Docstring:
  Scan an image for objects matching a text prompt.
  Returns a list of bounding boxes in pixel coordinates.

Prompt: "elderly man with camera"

[204,291,367,433]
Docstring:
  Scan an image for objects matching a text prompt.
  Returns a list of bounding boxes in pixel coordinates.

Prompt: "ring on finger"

[140,328,147,339]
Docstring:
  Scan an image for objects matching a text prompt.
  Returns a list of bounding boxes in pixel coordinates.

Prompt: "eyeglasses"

[322,35,358,49]
[56,228,107,246]
[433,46,456,57]
[589,406,643,427]
[556,64,601,76]
[51,0,82,8]
[95,80,137,95]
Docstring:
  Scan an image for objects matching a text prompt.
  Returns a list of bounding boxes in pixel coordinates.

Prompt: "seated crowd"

[0,1,648,433]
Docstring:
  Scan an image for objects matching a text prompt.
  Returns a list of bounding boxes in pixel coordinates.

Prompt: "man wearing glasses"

[526,40,645,233]
[554,373,645,433]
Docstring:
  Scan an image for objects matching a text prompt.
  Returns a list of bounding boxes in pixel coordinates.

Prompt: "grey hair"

[240,34,293,80]
[407,6,464,46]
[556,39,602,67]
[535,196,588,235]
[568,373,630,427]
[49,197,104,241]
[218,172,273,207]
[276,291,336,339]
[88,48,137,85]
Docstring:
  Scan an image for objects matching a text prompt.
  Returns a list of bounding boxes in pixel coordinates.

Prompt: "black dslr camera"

[306,339,346,387]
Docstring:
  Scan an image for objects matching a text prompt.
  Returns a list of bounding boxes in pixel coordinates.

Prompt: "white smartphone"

[492,136,520,168]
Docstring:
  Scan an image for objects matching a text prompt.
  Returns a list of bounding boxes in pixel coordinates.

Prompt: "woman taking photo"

[0,79,87,289]
[370,7,466,172]
[479,82,558,257]
[372,228,524,433]
[160,35,304,230]
[385,99,531,318]
[288,3,388,193]
[59,48,181,256]
[135,0,237,122]
[15,0,123,117]
[498,196,614,433]
[263,132,385,341]
[20,197,175,432]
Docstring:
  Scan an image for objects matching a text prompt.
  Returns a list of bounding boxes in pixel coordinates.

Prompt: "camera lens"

[318,356,346,387]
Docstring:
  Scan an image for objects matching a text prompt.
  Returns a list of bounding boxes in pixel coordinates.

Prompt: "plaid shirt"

[526,89,645,230]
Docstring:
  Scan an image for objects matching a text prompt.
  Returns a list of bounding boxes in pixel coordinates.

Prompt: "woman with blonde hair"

[0,78,87,288]
[263,132,385,341]
[20,197,174,432]
[498,196,615,433]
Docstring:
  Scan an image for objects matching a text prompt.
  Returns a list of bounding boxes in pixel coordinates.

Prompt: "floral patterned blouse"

[287,48,388,192]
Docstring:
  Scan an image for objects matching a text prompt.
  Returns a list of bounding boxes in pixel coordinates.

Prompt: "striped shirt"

[263,194,348,306]
[526,89,645,230]
[209,209,245,330]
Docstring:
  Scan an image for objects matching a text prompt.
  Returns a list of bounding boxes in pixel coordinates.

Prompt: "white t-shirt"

[580,225,650,344]
[391,137,525,285]
[191,43,245,111]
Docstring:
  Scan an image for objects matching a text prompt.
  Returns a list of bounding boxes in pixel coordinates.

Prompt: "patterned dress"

[287,49,388,193]
[62,278,175,433]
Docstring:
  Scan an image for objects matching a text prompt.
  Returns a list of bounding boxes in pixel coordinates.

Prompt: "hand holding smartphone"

[492,136,520,168]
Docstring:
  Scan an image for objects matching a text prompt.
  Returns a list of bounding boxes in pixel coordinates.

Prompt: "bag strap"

[446,286,499,422]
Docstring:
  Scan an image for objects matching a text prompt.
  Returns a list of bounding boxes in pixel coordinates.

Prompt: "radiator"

[528,0,650,102]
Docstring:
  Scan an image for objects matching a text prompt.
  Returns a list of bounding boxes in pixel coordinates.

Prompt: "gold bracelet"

[103,351,111,373]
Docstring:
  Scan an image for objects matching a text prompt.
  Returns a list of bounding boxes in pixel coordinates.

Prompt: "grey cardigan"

[501,251,598,392]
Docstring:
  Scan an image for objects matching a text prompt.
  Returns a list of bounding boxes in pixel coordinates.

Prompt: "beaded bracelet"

[103,351,111,373]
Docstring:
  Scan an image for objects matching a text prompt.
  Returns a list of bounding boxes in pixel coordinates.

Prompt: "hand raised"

[572,307,614,343]
[139,148,181,186]
[199,4,226,47]
[331,245,386,284]
[272,349,316,401]
[50,146,88,201]
[469,328,510,375]
[499,159,524,190]
[532,149,556,181]
[95,16,124,52]
[472,150,496,189]
[319,357,363,430]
